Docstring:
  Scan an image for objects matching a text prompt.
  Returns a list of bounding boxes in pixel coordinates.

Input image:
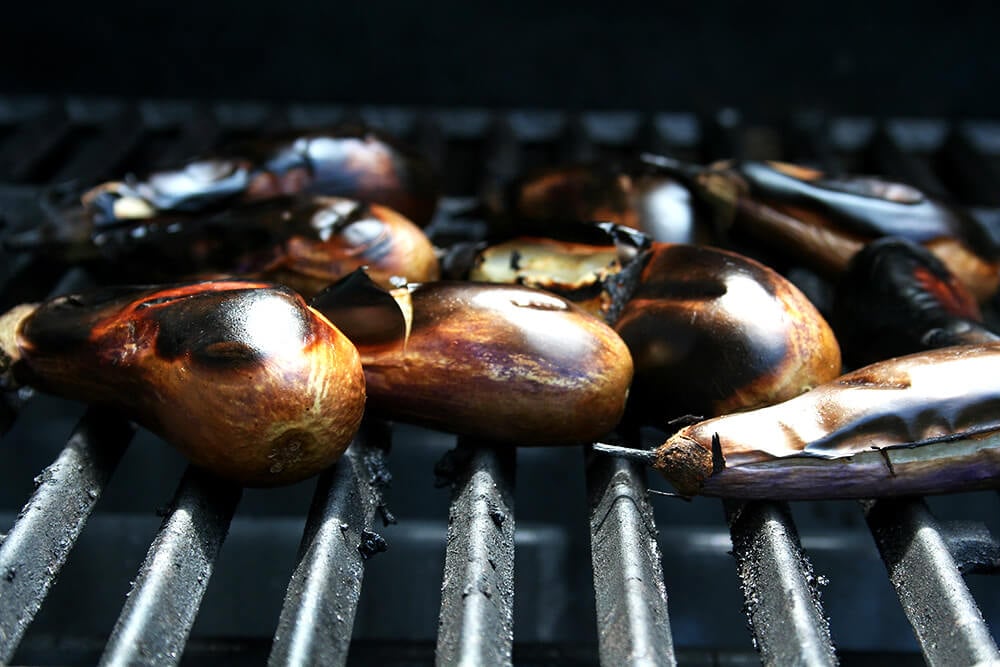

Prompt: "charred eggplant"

[0,281,366,486]
[642,155,1000,300]
[615,243,842,425]
[606,343,1000,499]
[312,271,633,445]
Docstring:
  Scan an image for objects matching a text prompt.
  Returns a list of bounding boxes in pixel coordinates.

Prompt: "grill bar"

[586,450,676,667]
[99,466,242,667]
[268,422,391,667]
[726,501,837,666]
[864,498,1000,666]
[435,442,516,667]
[0,407,134,664]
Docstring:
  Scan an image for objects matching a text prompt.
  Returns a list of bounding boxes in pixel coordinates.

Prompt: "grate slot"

[585,450,676,667]
[864,498,1000,666]
[148,103,222,169]
[435,442,516,667]
[50,106,147,184]
[98,466,242,667]
[0,408,134,664]
[727,501,837,666]
[268,422,391,667]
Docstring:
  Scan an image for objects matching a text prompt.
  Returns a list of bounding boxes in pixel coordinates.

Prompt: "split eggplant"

[312,271,633,445]
[599,343,1000,499]
[615,243,843,425]
[831,236,1000,367]
[642,155,1000,300]
[0,280,366,486]
[7,196,440,296]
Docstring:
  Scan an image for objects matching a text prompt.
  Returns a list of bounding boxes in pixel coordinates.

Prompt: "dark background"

[2,1,998,118]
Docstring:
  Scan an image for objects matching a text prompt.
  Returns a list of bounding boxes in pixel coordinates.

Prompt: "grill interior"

[1,97,1000,666]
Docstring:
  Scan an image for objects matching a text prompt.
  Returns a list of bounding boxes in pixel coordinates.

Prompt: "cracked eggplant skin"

[655,343,1000,499]
[76,125,439,228]
[831,237,1000,367]
[313,274,633,445]
[1,281,365,486]
[615,243,842,426]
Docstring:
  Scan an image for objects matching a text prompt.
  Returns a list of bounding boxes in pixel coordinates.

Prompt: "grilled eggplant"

[500,162,704,243]
[0,281,366,486]
[831,236,1000,367]
[61,125,439,233]
[7,196,440,296]
[604,343,1000,499]
[642,155,1000,300]
[615,243,842,426]
[312,271,633,445]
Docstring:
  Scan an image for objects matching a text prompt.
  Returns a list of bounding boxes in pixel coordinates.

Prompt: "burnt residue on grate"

[435,440,516,667]
[726,500,837,666]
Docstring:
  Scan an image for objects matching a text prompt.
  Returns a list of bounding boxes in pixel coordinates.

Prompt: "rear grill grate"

[0,97,999,665]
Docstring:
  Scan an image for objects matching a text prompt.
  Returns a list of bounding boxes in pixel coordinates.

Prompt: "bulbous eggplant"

[0,281,366,486]
[615,243,842,425]
[500,162,705,244]
[642,154,1000,300]
[312,271,633,445]
[50,125,438,241]
[612,343,1000,499]
[7,196,440,296]
[831,236,1000,367]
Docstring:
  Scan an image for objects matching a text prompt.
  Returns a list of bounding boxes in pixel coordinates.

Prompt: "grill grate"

[0,98,998,665]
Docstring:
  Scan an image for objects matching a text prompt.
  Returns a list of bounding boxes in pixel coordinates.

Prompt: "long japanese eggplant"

[0,280,366,486]
[642,154,1000,300]
[614,242,842,426]
[6,196,440,296]
[312,270,633,445]
[596,343,1000,499]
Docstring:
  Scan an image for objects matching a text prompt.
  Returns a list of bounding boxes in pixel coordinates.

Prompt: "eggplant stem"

[591,441,658,465]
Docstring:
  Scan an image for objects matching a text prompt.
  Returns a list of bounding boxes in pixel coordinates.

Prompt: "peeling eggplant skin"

[77,127,439,228]
[832,237,999,367]
[616,243,842,425]
[655,344,1000,499]
[506,164,705,244]
[685,159,1000,300]
[5,281,366,486]
[316,278,633,445]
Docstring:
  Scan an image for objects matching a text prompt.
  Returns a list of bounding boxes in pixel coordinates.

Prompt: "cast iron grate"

[0,97,998,666]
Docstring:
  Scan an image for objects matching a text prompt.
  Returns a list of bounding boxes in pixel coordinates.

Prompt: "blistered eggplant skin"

[655,344,1000,499]
[315,276,633,445]
[615,243,842,425]
[694,160,1000,300]
[7,281,366,486]
[832,237,999,367]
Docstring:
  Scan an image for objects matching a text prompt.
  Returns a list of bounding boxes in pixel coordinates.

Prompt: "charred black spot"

[358,530,388,560]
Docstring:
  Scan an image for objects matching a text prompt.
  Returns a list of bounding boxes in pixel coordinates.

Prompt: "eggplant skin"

[318,278,633,445]
[655,343,1000,499]
[615,243,842,426]
[9,280,366,486]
